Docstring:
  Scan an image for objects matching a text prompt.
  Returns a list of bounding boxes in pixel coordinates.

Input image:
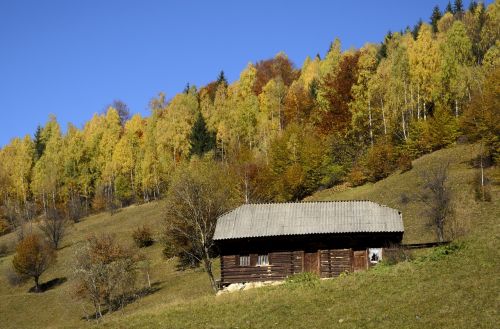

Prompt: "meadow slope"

[0,143,498,328]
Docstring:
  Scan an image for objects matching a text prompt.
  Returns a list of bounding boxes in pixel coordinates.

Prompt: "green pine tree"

[468,1,478,13]
[412,19,423,40]
[445,1,453,13]
[216,70,227,87]
[430,5,442,33]
[454,0,464,16]
[189,113,216,157]
[33,125,45,161]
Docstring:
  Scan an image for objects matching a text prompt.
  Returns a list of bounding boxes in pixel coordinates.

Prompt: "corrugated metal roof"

[213,201,403,240]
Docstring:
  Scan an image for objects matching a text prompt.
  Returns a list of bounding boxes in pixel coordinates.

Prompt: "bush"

[74,234,141,319]
[0,218,11,236]
[383,246,413,265]
[363,142,398,182]
[132,226,154,248]
[0,241,14,257]
[418,242,464,262]
[473,171,492,202]
[5,267,29,286]
[347,164,367,187]
[400,193,411,205]
[284,272,320,288]
[397,151,413,173]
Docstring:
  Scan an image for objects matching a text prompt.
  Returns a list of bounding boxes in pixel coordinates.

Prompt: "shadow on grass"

[29,277,67,293]
[79,282,163,321]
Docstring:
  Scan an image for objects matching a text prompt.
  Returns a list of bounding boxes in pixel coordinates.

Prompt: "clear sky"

[0,0,487,146]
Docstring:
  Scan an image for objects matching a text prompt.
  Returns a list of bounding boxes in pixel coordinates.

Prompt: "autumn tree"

[31,116,64,216]
[63,124,90,221]
[258,78,287,157]
[140,104,166,201]
[0,136,34,225]
[12,234,56,292]
[461,65,500,164]
[156,87,198,163]
[408,24,441,120]
[228,64,259,151]
[267,124,336,201]
[316,52,360,134]
[440,20,473,116]
[283,80,314,126]
[253,52,298,95]
[350,44,379,146]
[108,99,131,126]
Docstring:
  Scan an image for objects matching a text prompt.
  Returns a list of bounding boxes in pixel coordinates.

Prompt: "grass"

[307,143,489,244]
[0,202,215,328]
[0,143,498,328]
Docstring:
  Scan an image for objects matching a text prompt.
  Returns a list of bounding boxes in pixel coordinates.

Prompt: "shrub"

[418,242,464,262]
[397,151,413,173]
[132,226,154,248]
[400,193,411,205]
[383,246,413,265]
[5,267,29,286]
[363,142,398,182]
[347,164,367,187]
[0,218,11,236]
[0,241,13,257]
[473,171,492,202]
[73,234,141,320]
[284,272,320,288]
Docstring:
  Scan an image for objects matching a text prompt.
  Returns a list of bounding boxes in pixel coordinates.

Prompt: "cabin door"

[353,250,368,271]
[304,251,319,274]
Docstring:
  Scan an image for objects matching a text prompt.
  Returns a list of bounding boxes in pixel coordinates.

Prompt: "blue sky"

[0,0,486,146]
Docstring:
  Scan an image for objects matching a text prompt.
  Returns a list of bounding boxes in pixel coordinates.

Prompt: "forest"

[0,0,498,235]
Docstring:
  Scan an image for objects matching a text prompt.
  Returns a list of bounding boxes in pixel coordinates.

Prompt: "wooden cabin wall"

[221,251,304,284]
[319,249,353,278]
[217,232,403,285]
[221,249,367,284]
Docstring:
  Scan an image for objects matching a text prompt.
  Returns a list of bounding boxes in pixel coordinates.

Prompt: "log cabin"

[213,201,404,286]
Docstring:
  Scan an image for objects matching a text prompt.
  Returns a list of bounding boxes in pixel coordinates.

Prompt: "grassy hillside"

[0,143,498,328]
[0,202,216,328]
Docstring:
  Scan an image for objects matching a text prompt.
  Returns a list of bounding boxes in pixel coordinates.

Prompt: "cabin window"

[368,248,382,264]
[239,255,250,266]
[256,254,269,266]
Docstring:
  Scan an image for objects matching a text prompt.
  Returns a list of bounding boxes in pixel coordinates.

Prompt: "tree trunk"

[368,99,373,147]
[480,141,485,200]
[417,85,420,120]
[202,247,217,293]
[381,99,387,135]
[34,276,40,292]
[410,84,414,119]
[402,109,407,141]
[455,99,459,118]
[437,221,444,242]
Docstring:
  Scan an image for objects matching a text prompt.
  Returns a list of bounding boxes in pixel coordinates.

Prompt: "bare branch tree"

[163,157,238,292]
[418,163,453,242]
[39,207,68,249]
